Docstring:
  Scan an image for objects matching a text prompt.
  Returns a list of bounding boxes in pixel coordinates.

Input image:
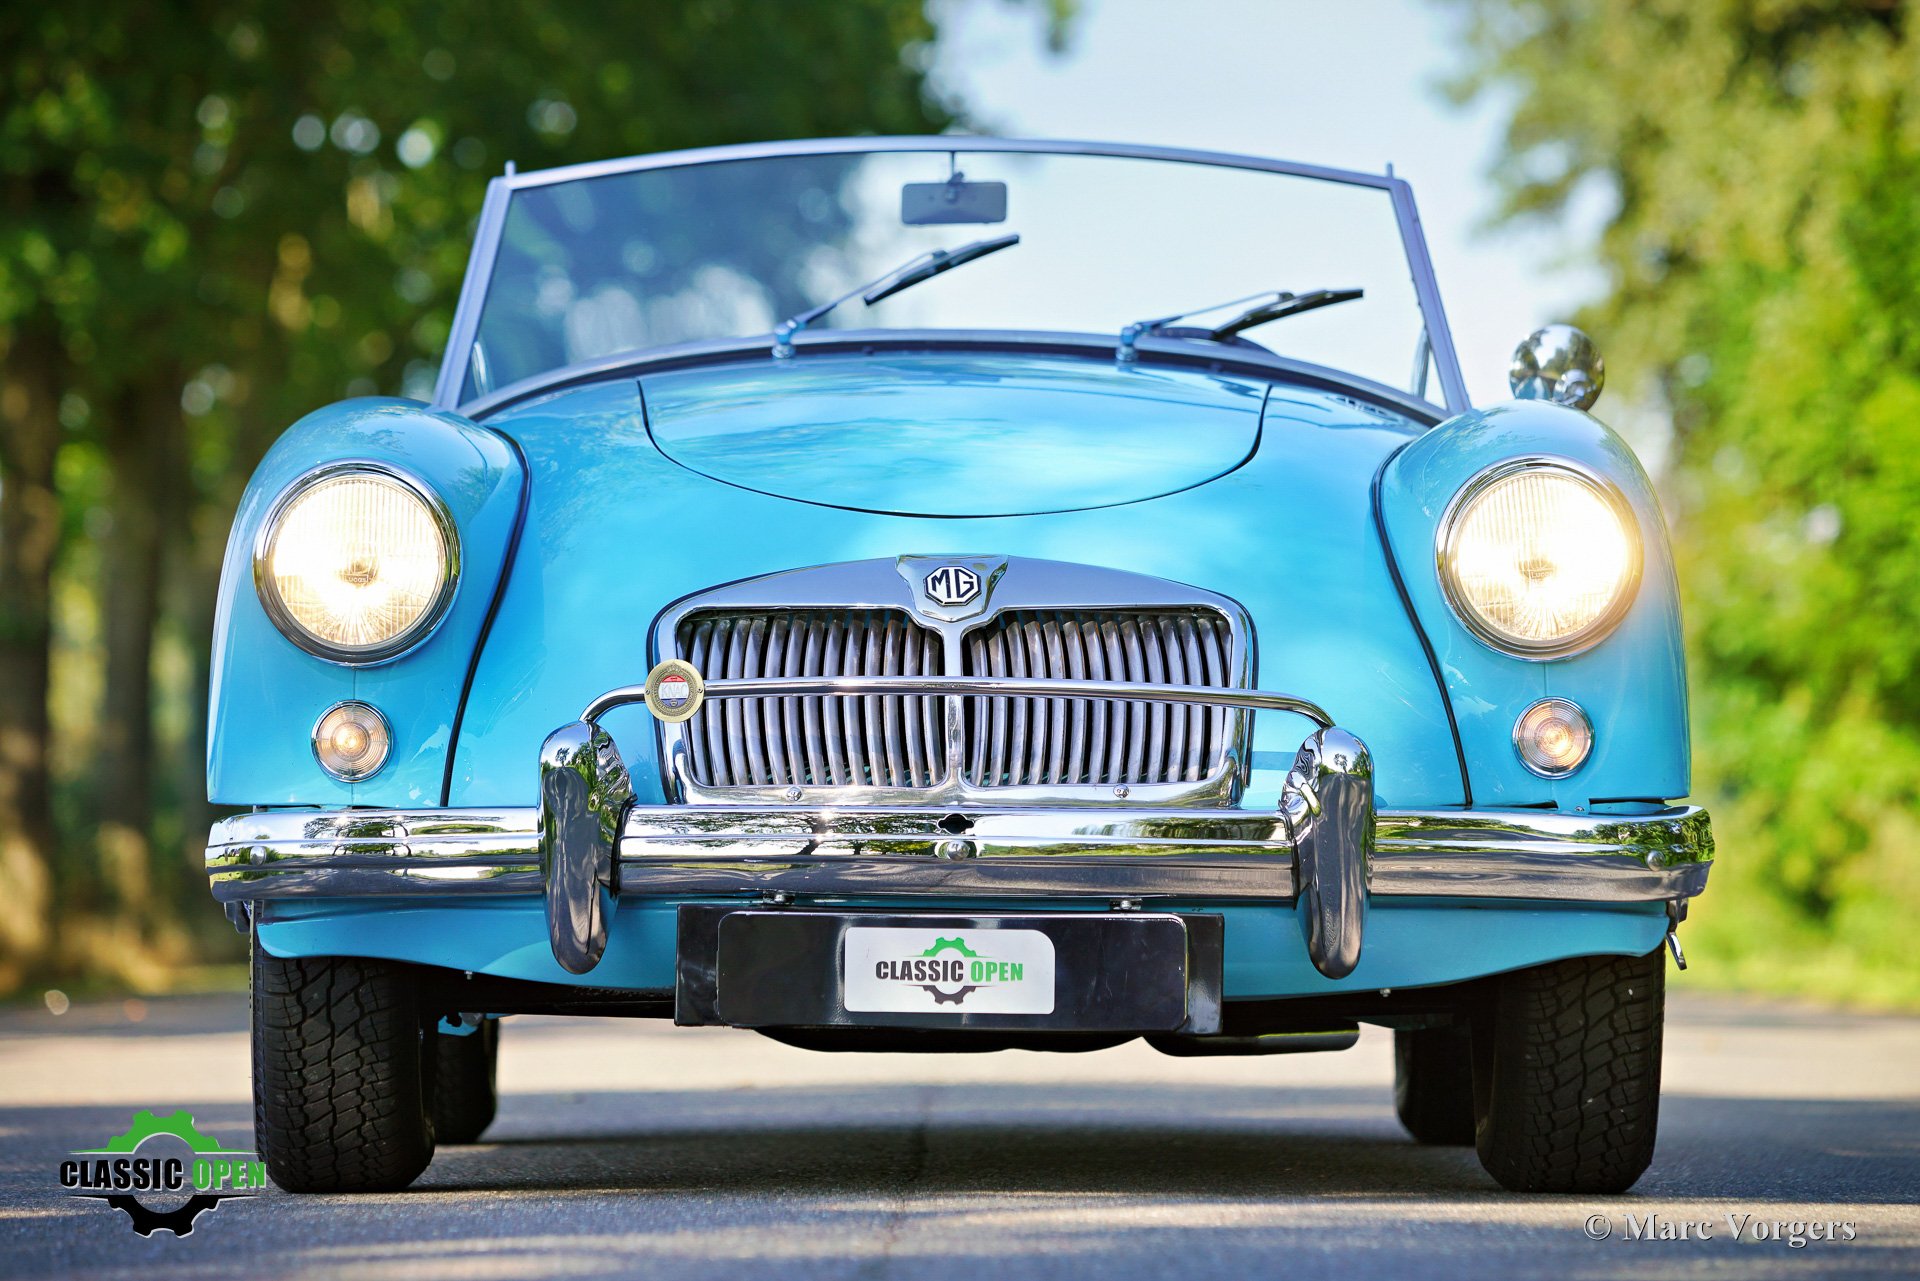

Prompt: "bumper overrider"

[207,674,1713,981]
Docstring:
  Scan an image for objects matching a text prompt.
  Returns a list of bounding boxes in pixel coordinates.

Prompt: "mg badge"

[924,564,982,607]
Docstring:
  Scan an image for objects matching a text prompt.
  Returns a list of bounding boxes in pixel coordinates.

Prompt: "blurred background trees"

[0,0,1014,991]
[5,0,1914,1005]
[1451,0,1920,1002]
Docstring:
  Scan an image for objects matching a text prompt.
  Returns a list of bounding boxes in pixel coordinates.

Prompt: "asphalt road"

[0,987,1914,1280]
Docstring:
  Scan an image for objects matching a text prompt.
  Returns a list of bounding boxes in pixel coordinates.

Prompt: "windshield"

[457,145,1452,405]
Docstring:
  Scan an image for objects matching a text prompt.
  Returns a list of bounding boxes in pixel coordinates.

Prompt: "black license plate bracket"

[675,906,1222,1034]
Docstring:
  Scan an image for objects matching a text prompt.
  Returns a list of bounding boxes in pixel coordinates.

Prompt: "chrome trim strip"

[432,176,513,410]
[591,677,1332,731]
[1387,176,1469,412]
[499,137,1405,194]
[208,803,1711,904]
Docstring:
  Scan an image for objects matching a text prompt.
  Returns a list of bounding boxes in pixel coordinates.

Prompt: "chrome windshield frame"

[429,137,1470,415]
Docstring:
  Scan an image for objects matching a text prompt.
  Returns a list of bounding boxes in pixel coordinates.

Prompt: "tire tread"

[1476,949,1664,1193]
[252,950,434,1192]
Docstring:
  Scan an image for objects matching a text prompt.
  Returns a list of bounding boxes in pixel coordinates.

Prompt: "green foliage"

[0,0,1015,988]
[1451,0,1920,1005]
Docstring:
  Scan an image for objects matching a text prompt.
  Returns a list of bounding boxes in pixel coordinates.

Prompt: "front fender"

[206,398,525,807]
[1376,400,1689,808]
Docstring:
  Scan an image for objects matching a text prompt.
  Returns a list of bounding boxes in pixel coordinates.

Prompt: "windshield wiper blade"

[1205,288,1363,341]
[1117,287,1364,362]
[859,232,1020,306]
[772,233,1021,358]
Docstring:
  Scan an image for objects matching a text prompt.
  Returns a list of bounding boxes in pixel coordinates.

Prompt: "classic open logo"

[843,927,1056,1014]
[58,1110,264,1237]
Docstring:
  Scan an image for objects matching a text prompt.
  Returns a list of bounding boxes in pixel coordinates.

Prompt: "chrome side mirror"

[1510,324,1604,411]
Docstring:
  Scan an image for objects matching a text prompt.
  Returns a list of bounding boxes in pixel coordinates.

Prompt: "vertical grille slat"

[1004,624,1029,786]
[920,628,945,782]
[1061,612,1090,785]
[1175,614,1205,781]
[673,604,1236,794]
[1160,616,1189,784]
[767,615,796,785]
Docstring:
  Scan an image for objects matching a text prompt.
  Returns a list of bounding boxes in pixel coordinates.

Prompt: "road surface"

[0,987,1914,1279]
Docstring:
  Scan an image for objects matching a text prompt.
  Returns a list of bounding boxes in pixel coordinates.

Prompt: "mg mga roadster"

[207,138,1711,1195]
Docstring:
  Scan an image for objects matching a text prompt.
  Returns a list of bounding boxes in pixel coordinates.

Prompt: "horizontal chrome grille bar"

[586,676,1332,728]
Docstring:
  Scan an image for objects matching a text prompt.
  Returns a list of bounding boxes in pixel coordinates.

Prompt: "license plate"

[842,926,1056,1014]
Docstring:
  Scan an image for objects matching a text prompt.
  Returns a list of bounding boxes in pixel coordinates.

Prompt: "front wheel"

[1472,948,1665,1194]
[252,949,435,1192]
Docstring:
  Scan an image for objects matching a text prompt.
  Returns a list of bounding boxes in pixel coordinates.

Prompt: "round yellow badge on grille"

[643,659,705,723]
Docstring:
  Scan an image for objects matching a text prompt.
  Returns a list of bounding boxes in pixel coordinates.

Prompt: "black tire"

[1472,948,1665,1194]
[430,1020,499,1144]
[252,948,435,1192]
[1394,1024,1476,1145]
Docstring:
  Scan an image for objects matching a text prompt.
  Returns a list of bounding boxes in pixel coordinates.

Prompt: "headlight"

[1437,458,1640,658]
[255,464,458,662]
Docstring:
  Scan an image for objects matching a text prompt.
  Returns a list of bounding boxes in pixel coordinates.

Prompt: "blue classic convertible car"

[206,138,1711,1195]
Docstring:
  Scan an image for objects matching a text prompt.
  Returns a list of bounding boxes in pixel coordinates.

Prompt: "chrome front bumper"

[208,677,1713,981]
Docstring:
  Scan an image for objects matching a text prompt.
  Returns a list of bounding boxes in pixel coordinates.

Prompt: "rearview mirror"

[902,177,1007,225]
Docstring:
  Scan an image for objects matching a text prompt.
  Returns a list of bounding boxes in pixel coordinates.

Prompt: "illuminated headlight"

[1437,458,1641,658]
[255,464,458,662]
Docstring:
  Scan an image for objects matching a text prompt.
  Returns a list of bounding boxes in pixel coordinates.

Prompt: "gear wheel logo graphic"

[60,1109,266,1237]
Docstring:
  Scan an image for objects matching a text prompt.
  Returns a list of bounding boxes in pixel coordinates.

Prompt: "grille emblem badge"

[924,565,982,607]
[642,658,705,723]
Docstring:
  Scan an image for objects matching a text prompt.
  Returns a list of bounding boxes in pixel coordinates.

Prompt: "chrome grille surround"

[651,556,1253,806]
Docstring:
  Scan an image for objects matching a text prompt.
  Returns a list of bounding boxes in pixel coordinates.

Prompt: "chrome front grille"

[960,609,1234,787]
[677,610,945,788]
[654,556,1254,804]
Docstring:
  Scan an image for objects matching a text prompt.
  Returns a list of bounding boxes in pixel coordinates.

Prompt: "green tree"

[0,0,1048,990]
[1449,0,1920,1003]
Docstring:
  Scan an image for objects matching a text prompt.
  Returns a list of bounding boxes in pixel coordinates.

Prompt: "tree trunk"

[0,328,63,990]
[93,378,178,924]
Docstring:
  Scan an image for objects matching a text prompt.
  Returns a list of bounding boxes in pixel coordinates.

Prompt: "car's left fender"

[207,398,524,807]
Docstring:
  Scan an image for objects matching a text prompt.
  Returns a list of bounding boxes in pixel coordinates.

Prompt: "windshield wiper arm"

[1117,287,1364,362]
[1206,288,1363,340]
[772,233,1021,358]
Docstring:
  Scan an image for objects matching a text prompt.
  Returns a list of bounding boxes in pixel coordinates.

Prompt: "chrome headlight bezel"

[252,461,461,665]
[1435,456,1643,661]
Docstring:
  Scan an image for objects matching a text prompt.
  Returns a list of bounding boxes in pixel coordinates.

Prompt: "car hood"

[640,353,1266,516]
[461,351,1461,809]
